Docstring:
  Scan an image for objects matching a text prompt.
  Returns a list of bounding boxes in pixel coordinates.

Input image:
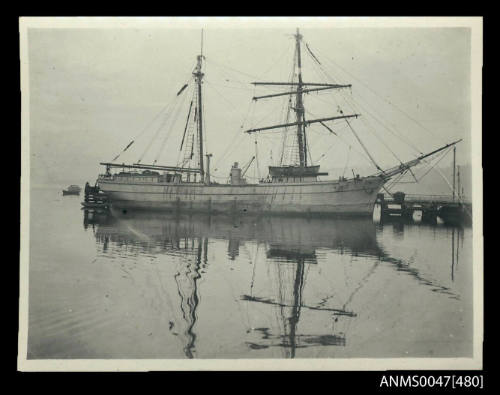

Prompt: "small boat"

[62,185,81,195]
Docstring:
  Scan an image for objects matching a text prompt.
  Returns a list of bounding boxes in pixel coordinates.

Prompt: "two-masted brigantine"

[96,29,461,216]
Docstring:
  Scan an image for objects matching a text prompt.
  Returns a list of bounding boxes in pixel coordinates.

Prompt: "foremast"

[102,30,208,183]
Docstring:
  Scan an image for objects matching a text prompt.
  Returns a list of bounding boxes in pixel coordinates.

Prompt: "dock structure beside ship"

[377,146,472,225]
[378,192,472,224]
[81,182,109,209]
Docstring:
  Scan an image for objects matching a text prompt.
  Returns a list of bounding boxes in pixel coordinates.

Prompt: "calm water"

[28,187,473,359]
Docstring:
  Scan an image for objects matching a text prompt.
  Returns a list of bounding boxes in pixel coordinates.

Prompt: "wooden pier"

[377,192,472,225]
[82,182,109,209]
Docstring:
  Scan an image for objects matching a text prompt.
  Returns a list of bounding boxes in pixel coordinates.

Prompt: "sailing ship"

[96,29,460,216]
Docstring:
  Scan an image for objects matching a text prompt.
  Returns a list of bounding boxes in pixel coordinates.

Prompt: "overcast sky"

[26,21,472,186]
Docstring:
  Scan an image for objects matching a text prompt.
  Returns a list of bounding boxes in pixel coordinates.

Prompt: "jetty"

[378,192,472,225]
[378,145,472,225]
[81,182,109,209]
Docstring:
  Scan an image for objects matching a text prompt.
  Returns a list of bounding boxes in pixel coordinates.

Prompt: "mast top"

[194,29,205,78]
[294,28,302,41]
[201,28,204,57]
[194,55,204,77]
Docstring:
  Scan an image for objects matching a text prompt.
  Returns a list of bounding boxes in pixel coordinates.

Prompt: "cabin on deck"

[99,163,196,184]
[266,165,329,183]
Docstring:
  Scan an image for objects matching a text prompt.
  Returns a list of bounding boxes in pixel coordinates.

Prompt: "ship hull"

[98,176,385,216]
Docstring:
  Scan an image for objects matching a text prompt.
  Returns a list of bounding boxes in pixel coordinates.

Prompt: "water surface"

[28,187,473,359]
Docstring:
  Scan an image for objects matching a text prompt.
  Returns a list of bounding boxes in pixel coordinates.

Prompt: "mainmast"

[288,257,305,358]
[193,30,205,183]
[294,28,306,167]
[246,28,357,170]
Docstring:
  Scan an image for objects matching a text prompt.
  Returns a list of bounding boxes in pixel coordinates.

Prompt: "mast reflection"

[451,226,464,282]
[174,237,203,358]
[84,208,461,358]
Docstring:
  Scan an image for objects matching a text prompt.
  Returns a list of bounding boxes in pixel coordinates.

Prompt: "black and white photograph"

[18,17,483,371]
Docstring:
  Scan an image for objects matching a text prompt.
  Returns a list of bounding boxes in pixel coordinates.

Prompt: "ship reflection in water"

[72,207,472,359]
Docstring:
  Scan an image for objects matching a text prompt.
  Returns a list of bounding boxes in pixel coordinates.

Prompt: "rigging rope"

[342,146,351,178]
[304,42,427,157]
[205,58,262,83]
[205,80,239,111]
[110,96,174,163]
[314,136,340,163]
[418,148,452,181]
[109,68,193,163]
[151,83,192,165]
[254,140,261,179]
[356,111,403,163]
[304,108,373,167]
[306,132,314,166]
[202,97,208,169]
[111,140,135,162]
[307,41,447,145]
[137,86,187,164]
[256,42,294,80]
[425,152,459,196]
[311,49,429,174]
[213,96,258,172]
[176,89,198,167]
[137,109,174,163]
[213,121,249,171]
[386,147,453,191]
[179,100,194,151]
[345,87,423,155]
[306,51,415,163]
[385,170,409,191]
